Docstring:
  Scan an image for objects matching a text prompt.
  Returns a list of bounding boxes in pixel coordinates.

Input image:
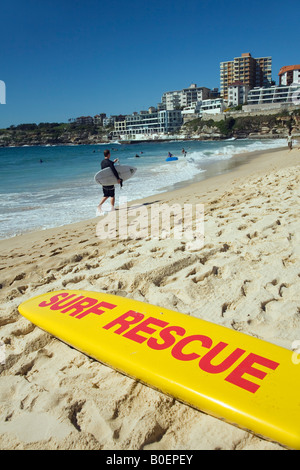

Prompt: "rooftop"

[278,65,300,75]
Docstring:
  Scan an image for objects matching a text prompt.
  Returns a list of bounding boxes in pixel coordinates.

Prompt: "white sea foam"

[186,139,286,164]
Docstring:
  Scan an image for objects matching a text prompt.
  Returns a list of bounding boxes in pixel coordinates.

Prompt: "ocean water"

[0,138,285,239]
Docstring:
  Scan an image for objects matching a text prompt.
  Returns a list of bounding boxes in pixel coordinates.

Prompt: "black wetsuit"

[101,158,120,197]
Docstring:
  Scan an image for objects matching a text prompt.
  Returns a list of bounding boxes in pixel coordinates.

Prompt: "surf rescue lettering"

[39,293,280,393]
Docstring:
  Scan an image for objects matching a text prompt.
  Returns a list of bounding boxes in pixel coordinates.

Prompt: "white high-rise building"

[161,84,210,110]
[227,81,250,106]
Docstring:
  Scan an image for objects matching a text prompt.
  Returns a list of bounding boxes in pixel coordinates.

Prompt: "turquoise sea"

[0,138,285,239]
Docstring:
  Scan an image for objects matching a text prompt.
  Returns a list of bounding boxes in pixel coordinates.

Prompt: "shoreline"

[0,134,290,149]
[0,144,288,244]
[0,145,299,450]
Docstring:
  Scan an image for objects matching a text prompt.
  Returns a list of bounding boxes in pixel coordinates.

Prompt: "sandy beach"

[0,144,299,450]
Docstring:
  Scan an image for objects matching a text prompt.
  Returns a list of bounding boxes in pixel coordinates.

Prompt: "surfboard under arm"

[94,165,137,186]
[18,290,300,449]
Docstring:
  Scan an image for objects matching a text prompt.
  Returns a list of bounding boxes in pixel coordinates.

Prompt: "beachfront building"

[181,102,203,122]
[220,53,272,100]
[161,84,211,110]
[244,83,300,111]
[181,98,226,122]
[199,98,227,116]
[103,114,126,128]
[113,108,183,139]
[227,81,250,106]
[278,65,300,85]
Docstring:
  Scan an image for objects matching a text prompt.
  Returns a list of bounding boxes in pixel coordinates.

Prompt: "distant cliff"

[0,122,112,147]
[181,110,300,140]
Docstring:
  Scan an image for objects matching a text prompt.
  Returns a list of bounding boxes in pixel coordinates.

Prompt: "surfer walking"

[97,149,122,213]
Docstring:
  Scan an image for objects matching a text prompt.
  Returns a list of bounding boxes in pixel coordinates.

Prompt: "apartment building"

[94,113,106,125]
[246,83,300,107]
[161,83,211,110]
[103,114,126,127]
[181,98,226,122]
[181,102,202,122]
[199,98,226,116]
[220,53,272,99]
[75,116,94,125]
[114,108,182,138]
[227,81,250,106]
[278,65,300,85]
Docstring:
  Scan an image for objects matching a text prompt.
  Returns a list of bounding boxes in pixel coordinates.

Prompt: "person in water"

[97,149,122,212]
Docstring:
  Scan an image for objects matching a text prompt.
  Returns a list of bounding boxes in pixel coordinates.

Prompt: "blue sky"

[0,0,299,128]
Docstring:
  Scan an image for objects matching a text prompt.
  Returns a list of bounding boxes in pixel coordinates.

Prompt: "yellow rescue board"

[18,290,300,449]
